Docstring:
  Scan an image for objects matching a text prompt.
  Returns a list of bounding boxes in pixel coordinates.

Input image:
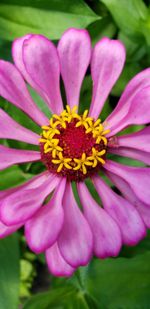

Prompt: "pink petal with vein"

[93,176,146,245]
[0,60,48,125]
[107,68,150,132]
[58,182,93,267]
[0,108,39,145]
[0,174,60,225]
[106,171,150,228]
[89,37,125,119]
[23,35,63,113]
[108,87,150,135]
[0,145,40,170]
[77,182,122,258]
[25,178,66,253]
[0,220,22,238]
[58,28,91,108]
[12,34,48,104]
[104,160,150,205]
[46,243,75,277]
[109,147,150,165]
[117,126,150,152]
[0,171,50,200]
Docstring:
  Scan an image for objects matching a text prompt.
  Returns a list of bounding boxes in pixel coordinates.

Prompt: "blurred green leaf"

[0,234,20,309]
[0,165,32,190]
[23,286,76,309]
[87,17,116,46]
[23,283,97,309]
[0,0,100,41]
[101,0,148,42]
[86,252,150,309]
[79,76,92,113]
[141,7,150,46]
[118,31,146,61]
[121,230,150,258]
[0,39,12,60]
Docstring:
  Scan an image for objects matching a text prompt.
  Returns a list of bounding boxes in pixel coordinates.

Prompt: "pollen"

[40,105,110,181]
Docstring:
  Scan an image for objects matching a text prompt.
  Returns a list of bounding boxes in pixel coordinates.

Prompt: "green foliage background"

[0,0,150,308]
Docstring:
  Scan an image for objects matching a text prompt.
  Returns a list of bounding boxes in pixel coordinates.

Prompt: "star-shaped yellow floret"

[95,129,110,145]
[86,119,103,136]
[40,127,60,140]
[87,147,106,167]
[75,110,93,130]
[52,114,67,129]
[61,105,78,123]
[73,153,93,175]
[43,139,63,157]
[52,152,72,172]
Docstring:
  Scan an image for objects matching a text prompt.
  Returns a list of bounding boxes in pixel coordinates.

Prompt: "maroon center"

[40,119,106,181]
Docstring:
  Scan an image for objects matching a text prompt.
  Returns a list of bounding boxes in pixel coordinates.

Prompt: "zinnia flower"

[0,28,150,277]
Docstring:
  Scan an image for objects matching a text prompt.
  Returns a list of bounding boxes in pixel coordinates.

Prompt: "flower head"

[0,29,150,277]
[40,105,107,181]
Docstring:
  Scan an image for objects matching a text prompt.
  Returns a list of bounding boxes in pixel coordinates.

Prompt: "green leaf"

[86,252,150,309]
[0,165,32,190]
[101,0,148,41]
[87,17,117,46]
[0,0,100,41]
[121,230,150,258]
[23,284,97,309]
[118,32,147,62]
[79,76,92,113]
[23,286,76,309]
[141,8,150,46]
[0,39,12,60]
[0,234,20,309]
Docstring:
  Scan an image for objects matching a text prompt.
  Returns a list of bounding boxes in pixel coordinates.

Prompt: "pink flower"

[0,28,150,277]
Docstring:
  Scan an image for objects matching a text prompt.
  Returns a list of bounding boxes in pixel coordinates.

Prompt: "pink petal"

[117,126,150,152]
[0,108,39,145]
[0,171,50,200]
[109,87,150,134]
[77,182,122,258]
[0,172,53,238]
[93,175,146,246]
[12,34,48,104]
[106,171,150,228]
[23,35,63,114]
[89,37,125,119]
[0,174,60,225]
[57,28,91,108]
[58,182,93,268]
[46,242,75,277]
[0,145,41,170]
[109,147,150,165]
[107,68,150,135]
[25,178,66,254]
[0,60,48,126]
[0,220,22,238]
[104,160,150,205]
